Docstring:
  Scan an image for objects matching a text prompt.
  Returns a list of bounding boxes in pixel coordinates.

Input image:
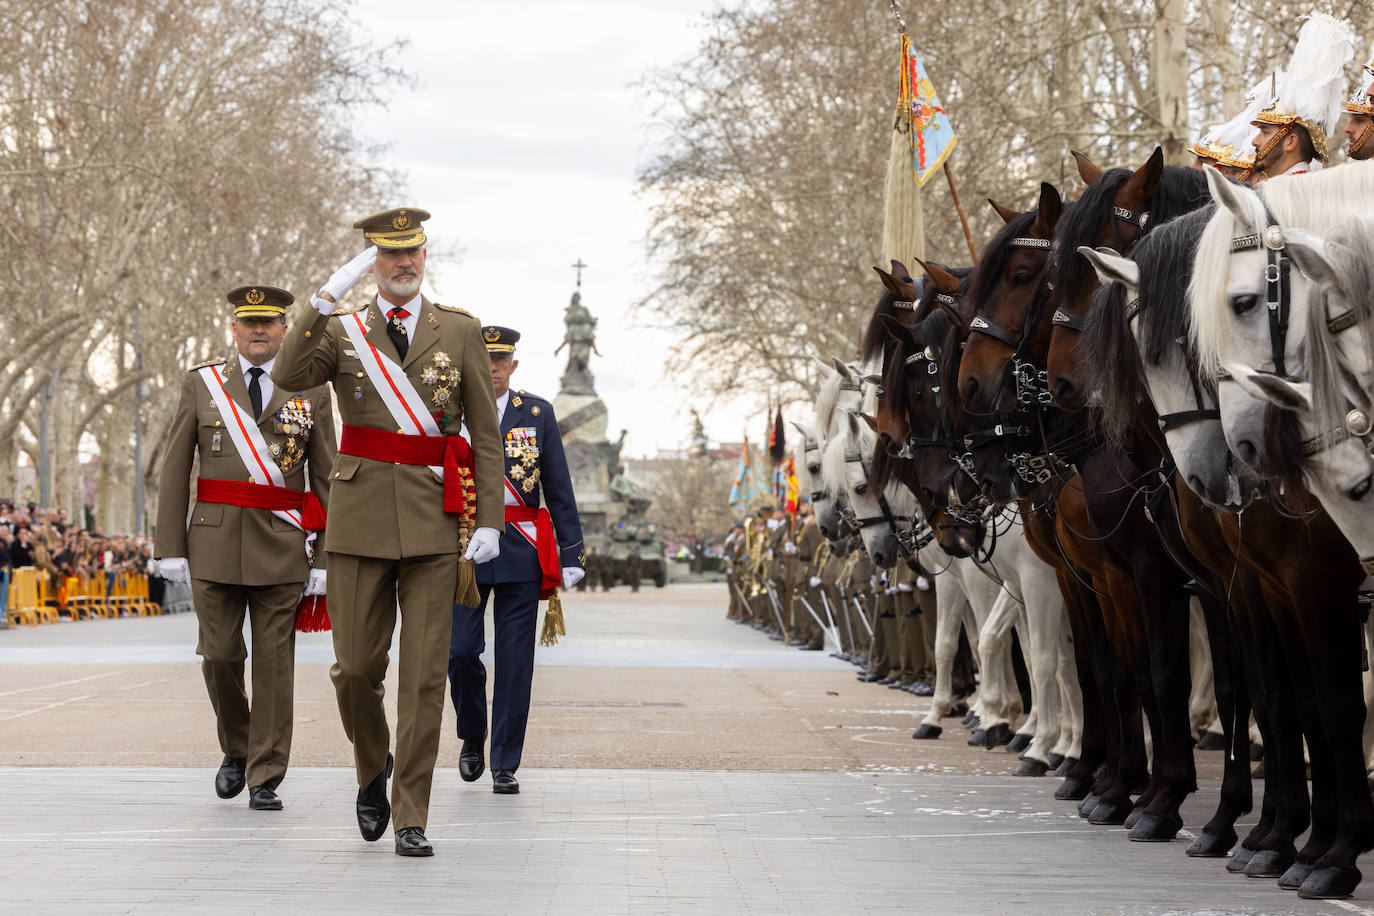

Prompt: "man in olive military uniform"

[156,285,336,812]
[601,545,615,590]
[627,543,642,592]
[272,208,504,857]
[793,502,826,651]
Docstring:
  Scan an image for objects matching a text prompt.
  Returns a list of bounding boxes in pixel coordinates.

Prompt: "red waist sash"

[505,505,560,599]
[196,478,326,530]
[338,424,474,516]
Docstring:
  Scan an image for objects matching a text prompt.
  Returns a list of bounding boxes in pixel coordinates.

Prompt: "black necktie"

[387,307,410,362]
[247,367,264,420]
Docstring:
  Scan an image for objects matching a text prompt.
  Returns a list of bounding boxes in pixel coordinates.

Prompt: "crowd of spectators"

[0,499,163,612]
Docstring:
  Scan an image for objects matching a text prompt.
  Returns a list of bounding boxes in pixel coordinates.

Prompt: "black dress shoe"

[356,753,394,842]
[215,755,247,799]
[248,785,282,810]
[459,735,486,783]
[394,826,433,857]
[492,770,520,794]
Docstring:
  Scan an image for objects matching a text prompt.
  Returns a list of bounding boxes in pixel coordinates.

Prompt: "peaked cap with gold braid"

[227,284,293,319]
[353,207,430,249]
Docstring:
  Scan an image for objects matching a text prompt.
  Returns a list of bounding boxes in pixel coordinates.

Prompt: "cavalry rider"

[156,285,335,812]
[1342,47,1374,160]
[273,208,505,857]
[1249,13,1356,180]
[448,325,585,797]
[1191,76,1272,183]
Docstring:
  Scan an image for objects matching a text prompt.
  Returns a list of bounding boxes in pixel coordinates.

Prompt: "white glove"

[885,586,898,595]
[783,541,798,555]
[304,568,327,596]
[916,575,931,591]
[562,567,585,589]
[808,576,823,588]
[316,247,378,311]
[464,527,501,564]
[766,549,775,560]
[158,557,190,584]
[897,582,914,593]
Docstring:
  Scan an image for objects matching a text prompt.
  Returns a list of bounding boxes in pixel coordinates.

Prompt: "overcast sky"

[350,0,760,457]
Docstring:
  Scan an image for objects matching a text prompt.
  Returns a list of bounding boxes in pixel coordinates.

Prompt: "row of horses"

[796,153,1374,900]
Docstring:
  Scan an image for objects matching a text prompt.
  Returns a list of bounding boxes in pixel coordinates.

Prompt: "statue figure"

[554,291,601,396]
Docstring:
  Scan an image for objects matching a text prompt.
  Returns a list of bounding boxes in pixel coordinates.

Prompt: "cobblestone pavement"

[0,584,1366,914]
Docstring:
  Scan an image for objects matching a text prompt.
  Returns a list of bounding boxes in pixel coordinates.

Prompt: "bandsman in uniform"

[156,285,335,811]
[1249,14,1355,180]
[272,208,504,857]
[449,326,585,795]
[1343,48,1374,160]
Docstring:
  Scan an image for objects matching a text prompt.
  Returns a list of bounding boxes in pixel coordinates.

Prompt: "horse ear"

[914,257,960,294]
[1224,361,1313,413]
[988,199,1020,224]
[1282,230,1344,298]
[790,419,819,443]
[890,259,913,283]
[1203,164,1251,225]
[1077,246,1139,294]
[878,313,918,350]
[1034,182,1062,234]
[1120,145,1165,206]
[1071,149,1105,186]
[832,357,852,379]
[872,264,904,298]
[857,412,879,433]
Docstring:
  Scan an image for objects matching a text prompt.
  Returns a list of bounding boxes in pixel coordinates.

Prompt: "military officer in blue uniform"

[449,325,585,794]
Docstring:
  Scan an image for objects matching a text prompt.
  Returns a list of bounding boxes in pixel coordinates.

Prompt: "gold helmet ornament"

[1191,75,1274,179]
[1251,13,1357,165]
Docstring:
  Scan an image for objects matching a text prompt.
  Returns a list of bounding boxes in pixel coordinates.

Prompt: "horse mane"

[965,208,1037,311]
[813,365,848,433]
[1056,165,1209,303]
[819,424,852,495]
[1083,207,1214,450]
[1299,212,1374,458]
[1191,160,1374,376]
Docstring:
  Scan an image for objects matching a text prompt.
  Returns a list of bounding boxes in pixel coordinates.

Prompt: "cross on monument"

[572,258,588,288]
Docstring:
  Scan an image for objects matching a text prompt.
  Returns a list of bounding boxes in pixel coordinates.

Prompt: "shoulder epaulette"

[189,357,226,371]
[331,300,369,316]
[433,302,475,317]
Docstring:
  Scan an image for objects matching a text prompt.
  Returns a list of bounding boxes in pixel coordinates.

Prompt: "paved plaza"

[1,583,1370,914]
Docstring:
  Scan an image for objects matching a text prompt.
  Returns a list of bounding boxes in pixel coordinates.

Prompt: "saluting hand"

[312,246,378,315]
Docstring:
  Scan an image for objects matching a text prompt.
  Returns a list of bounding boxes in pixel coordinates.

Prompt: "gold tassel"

[882,100,925,266]
[538,592,566,647]
[455,557,480,607]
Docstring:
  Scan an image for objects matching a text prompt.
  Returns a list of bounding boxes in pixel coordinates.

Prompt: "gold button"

[197,517,204,523]
[397,428,404,434]
[248,476,254,484]
[214,420,221,427]
[357,371,364,378]
[304,330,312,338]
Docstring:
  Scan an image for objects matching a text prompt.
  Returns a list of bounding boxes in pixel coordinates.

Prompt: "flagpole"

[943,161,978,263]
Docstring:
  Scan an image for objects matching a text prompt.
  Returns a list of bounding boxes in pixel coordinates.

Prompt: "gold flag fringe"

[538,592,566,647]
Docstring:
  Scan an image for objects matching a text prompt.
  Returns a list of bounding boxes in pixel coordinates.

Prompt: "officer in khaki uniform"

[793,503,825,650]
[156,285,335,811]
[272,208,504,857]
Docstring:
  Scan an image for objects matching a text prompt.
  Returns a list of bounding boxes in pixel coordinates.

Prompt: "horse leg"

[1186,584,1251,857]
[972,589,1019,748]
[1054,610,1085,764]
[1089,570,1149,827]
[1188,596,1221,742]
[914,574,971,738]
[1016,569,1065,776]
[1131,576,1195,842]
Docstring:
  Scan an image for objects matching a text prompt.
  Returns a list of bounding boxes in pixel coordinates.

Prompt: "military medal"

[211,430,223,453]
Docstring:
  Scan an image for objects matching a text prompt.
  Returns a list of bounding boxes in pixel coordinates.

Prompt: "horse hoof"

[962,711,979,728]
[967,729,988,747]
[1088,798,1132,825]
[1045,752,1065,770]
[1249,740,1264,761]
[1006,733,1032,753]
[1128,812,1183,842]
[1243,848,1295,878]
[1195,731,1226,751]
[1298,865,1362,899]
[1123,804,1144,830]
[1186,827,1237,858]
[1074,791,1100,815]
[1014,757,1049,778]
[984,724,1012,749]
[1278,861,1314,890]
[912,724,942,740]
[1054,756,1077,777]
[1226,845,1257,874]
[953,702,969,717]
[1055,775,1091,801]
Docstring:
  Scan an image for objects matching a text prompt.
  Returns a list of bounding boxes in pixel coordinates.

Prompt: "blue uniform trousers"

[448,579,541,772]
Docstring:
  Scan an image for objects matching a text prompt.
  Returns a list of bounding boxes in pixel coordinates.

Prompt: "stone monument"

[551,262,651,547]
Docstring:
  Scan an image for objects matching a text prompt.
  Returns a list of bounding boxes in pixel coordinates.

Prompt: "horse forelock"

[965,208,1038,313]
[1054,168,1131,300]
[1189,186,1266,377]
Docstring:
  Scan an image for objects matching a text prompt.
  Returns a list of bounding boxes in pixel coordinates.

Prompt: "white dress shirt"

[239,354,276,411]
[379,291,421,340]
[495,390,510,425]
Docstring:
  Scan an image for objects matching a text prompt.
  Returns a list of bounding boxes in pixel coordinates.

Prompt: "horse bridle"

[1228,207,1294,381]
[843,447,915,554]
[1051,201,1151,333]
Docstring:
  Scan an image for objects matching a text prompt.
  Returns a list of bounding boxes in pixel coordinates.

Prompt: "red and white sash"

[197,365,304,532]
[345,311,445,478]
[504,478,538,548]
